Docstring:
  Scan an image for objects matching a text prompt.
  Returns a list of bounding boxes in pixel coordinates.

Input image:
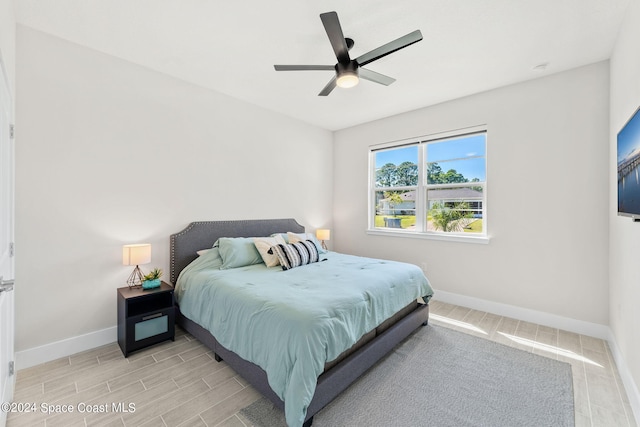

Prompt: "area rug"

[240,325,574,427]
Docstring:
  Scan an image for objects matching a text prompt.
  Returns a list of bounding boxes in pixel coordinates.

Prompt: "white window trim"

[366,228,490,244]
[368,126,489,244]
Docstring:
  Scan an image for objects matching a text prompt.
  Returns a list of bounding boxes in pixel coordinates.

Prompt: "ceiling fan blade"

[355,29,423,67]
[359,68,396,86]
[274,65,335,71]
[320,11,351,64]
[318,76,337,96]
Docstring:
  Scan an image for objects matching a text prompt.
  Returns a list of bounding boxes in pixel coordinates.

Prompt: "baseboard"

[433,289,610,339]
[607,329,640,424]
[433,289,639,424]
[15,326,117,370]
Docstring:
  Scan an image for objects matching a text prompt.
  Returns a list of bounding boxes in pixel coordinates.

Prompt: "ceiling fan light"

[335,61,360,89]
[336,72,359,88]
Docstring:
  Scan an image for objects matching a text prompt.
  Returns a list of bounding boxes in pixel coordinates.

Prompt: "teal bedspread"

[176,250,433,427]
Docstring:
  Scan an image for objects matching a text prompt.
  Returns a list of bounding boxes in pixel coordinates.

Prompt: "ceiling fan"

[274,11,423,96]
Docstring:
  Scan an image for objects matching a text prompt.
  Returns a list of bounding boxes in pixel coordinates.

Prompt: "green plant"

[143,268,163,281]
[430,201,473,232]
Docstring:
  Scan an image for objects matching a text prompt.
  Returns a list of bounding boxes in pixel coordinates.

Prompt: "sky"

[617,107,640,165]
[375,133,486,181]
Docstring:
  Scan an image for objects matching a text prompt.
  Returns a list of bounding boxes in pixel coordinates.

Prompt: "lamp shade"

[122,244,151,266]
[316,229,331,241]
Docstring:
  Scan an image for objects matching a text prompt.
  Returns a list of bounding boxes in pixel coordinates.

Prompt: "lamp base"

[126,265,145,288]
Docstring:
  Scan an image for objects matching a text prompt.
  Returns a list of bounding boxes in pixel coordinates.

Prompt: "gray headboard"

[169,218,305,284]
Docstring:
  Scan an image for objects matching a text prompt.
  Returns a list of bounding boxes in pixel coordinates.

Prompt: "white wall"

[15,26,333,352]
[610,0,640,414]
[0,0,15,95]
[333,61,610,326]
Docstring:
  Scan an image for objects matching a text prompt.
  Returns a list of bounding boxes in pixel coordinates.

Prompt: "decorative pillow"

[253,235,286,267]
[218,237,264,270]
[287,232,327,253]
[269,240,320,270]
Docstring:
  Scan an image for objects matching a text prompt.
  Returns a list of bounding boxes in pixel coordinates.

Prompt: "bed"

[170,218,433,427]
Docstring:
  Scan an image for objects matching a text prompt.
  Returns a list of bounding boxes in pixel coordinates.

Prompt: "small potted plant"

[142,268,163,289]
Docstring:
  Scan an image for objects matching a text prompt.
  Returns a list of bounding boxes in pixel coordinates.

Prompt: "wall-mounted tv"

[618,105,640,219]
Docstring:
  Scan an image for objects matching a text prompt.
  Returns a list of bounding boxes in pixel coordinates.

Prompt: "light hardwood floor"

[6,300,638,427]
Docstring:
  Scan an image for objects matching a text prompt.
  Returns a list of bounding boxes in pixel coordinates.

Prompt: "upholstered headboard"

[169,218,305,284]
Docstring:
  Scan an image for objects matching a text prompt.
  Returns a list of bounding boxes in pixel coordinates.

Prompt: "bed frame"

[170,218,429,427]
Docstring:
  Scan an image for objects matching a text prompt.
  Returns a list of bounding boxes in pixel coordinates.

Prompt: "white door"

[0,57,15,427]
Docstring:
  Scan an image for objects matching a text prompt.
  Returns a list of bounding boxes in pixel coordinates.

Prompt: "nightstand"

[117,281,175,357]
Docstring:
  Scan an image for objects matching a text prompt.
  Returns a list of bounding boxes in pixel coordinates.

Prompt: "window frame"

[368,127,489,244]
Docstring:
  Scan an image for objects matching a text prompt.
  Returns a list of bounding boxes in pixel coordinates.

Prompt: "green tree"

[430,201,473,232]
[426,163,443,184]
[396,161,418,186]
[440,169,467,183]
[427,162,469,184]
[376,163,397,187]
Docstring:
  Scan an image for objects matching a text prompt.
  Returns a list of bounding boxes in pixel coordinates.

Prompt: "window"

[369,129,487,241]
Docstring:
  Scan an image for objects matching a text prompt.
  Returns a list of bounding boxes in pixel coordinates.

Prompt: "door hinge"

[8,361,14,376]
[9,124,14,139]
[9,242,14,257]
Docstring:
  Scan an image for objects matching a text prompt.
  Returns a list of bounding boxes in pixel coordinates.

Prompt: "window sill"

[366,229,490,244]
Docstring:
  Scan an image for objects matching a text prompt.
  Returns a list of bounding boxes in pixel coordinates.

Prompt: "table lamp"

[122,243,151,288]
[316,229,330,251]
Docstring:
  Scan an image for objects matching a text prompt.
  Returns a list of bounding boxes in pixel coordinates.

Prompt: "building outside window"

[370,129,487,240]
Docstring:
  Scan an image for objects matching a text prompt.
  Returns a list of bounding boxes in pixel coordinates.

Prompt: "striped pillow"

[269,240,320,270]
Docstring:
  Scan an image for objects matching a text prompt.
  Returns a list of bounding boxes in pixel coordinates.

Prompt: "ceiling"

[13,0,630,131]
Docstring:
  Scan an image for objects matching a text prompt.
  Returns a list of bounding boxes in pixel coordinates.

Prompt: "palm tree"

[384,191,404,217]
[430,201,473,232]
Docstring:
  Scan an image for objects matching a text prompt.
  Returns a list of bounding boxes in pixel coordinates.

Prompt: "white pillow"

[253,235,287,267]
[287,232,327,253]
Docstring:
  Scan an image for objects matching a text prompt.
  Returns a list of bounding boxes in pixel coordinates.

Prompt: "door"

[0,56,15,427]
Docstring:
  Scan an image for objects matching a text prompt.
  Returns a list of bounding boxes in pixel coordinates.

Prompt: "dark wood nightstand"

[117,281,175,357]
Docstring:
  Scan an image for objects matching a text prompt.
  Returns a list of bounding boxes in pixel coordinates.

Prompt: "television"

[618,105,640,220]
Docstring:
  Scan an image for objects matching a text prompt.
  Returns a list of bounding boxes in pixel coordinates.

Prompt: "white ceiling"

[14,0,630,130]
